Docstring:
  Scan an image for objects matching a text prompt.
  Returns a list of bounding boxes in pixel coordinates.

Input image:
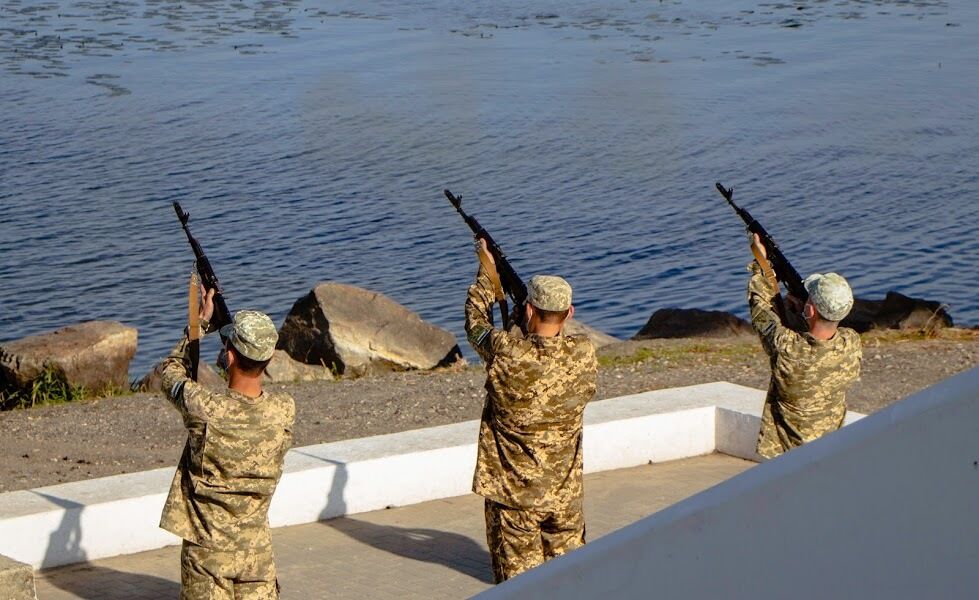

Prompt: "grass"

[862,327,979,344]
[598,339,761,369]
[0,365,86,410]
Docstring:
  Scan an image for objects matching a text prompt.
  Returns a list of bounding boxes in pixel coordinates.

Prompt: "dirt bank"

[2,329,976,492]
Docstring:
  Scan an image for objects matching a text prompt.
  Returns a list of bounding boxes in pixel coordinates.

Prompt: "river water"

[1,0,976,376]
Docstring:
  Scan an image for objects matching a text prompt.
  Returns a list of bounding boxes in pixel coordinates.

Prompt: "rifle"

[444,189,528,331]
[714,182,808,304]
[173,202,233,330]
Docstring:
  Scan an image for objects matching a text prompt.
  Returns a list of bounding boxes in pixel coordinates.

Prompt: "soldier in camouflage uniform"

[748,234,862,459]
[465,239,598,583]
[161,288,295,599]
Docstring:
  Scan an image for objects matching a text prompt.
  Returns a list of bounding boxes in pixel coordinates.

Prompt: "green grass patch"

[0,365,86,410]
[598,340,762,368]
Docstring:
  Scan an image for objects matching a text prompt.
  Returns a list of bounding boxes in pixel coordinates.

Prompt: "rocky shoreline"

[0,278,958,407]
[1,328,976,493]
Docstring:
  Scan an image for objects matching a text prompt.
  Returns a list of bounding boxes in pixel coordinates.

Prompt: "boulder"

[0,321,137,396]
[563,319,620,348]
[632,308,754,340]
[263,349,335,383]
[278,282,464,377]
[842,292,953,333]
[134,359,225,393]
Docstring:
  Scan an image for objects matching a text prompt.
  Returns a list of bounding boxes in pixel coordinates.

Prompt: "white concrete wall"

[0,382,772,569]
[476,366,979,600]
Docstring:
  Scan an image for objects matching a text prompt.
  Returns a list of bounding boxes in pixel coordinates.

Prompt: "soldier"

[465,239,598,583]
[160,287,295,599]
[748,233,862,459]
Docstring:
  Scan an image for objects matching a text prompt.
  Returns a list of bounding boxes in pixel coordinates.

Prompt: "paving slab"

[35,454,753,599]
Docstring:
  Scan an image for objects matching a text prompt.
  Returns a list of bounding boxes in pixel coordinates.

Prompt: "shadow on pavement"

[34,491,180,598]
[40,564,181,599]
[323,517,493,584]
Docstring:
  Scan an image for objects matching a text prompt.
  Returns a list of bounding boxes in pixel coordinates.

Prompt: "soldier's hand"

[199,285,216,323]
[751,233,768,260]
[475,237,496,266]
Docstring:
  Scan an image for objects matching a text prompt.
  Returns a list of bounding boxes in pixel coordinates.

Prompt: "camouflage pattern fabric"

[219,310,279,362]
[180,541,278,600]
[466,264,597,579]
[484,499,585,583]
[160,332,294,594]
[527,275,573,312]
[748,262,862,458]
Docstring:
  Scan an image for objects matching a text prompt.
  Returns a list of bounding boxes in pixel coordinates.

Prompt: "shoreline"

[1,329,976,493]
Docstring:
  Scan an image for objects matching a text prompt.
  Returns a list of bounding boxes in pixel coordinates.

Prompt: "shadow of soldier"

[323,517,493,584]
[35,492,180,599]
[289,451,493,584]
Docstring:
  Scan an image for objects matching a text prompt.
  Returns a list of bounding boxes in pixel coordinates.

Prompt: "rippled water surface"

[1,0,977,375]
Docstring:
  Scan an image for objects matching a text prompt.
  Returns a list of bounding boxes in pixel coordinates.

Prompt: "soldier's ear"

[803,302,816,321]
[566,305,575,321]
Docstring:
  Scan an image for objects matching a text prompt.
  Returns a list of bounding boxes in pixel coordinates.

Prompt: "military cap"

[804,272,854,322]
[219,310,278,361]
[527,275,573,312]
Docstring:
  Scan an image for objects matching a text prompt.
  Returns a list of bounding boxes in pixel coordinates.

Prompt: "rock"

[632,308,754,340]
[0,321,137,396]
[134,359,225,393]
[263,349,334,383]
[278,282,464,377]
[563,319,620,348]
[842,292,953,333]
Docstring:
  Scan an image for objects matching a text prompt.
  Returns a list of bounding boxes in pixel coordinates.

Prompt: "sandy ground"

[2,329,977,493]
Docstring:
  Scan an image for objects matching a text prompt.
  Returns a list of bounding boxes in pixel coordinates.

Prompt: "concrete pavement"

[35,454,753,599]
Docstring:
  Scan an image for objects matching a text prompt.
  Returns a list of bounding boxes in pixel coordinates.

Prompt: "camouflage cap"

[219,310,278,362]
[527,275,572,312]
[804,272,854,322]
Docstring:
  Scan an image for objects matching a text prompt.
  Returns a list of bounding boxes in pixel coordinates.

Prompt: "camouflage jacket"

[466,266,598,510]
[748,263,862,459]
[159,330,295,550]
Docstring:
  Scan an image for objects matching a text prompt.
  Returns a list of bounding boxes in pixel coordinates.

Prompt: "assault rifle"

[173,202,233,330]
[715,182,808,304]
[444,189,528,332]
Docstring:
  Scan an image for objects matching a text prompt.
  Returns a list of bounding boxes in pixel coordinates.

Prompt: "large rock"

[0,321,137,396]
[563,319,620,348]
[632,308,754,340]
[134,359,225,393]
[263,349,335,383]
[278,282,464,377]
[842,292,953,333]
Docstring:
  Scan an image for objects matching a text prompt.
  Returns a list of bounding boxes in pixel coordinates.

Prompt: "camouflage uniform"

[466,266,598,582]
[161,313,295,600]
[748,263,862,459]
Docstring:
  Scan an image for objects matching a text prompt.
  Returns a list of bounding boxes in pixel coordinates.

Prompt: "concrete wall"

[0,382,770,569]
[476,366,979,599]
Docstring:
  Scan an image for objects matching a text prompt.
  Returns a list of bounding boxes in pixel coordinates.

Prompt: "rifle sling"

[477,251,509,329]
[188,271,200,382]
[752,247,780,292]
[753,251,792,324]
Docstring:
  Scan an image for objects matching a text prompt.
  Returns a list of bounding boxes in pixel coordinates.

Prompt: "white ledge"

[0,382,862,569]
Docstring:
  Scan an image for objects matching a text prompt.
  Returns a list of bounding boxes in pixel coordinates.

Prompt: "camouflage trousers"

[483,499,585,583]
[755,393,846,459]
[180,540,278,600]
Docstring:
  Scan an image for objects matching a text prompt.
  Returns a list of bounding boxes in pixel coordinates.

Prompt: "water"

[1,0,977,377]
